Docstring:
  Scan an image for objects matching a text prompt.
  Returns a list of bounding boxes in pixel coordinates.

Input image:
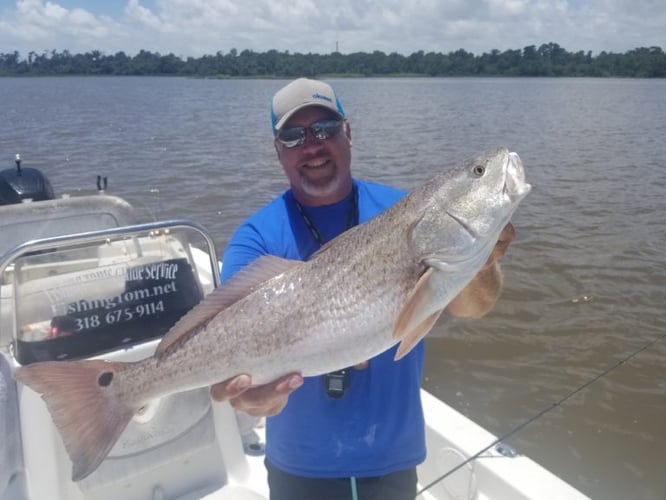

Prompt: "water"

[2,76,665,499]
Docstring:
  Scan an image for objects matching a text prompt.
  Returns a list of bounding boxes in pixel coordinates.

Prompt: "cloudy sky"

[0,0,663,59]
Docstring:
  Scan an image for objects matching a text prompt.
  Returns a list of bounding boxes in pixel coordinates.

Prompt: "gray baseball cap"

[270,78,345,133]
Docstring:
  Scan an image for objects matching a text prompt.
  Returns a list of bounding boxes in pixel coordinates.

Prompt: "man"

[210,78,515,499]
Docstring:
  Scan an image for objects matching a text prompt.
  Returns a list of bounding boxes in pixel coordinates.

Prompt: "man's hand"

[446,222,516,318]
[210,373,303,417]
[481,222,516,271]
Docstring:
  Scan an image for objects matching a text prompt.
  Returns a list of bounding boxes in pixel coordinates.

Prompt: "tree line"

[1,43,665,78]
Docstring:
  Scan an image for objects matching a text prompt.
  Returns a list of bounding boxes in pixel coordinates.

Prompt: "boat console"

[0,193,269,500]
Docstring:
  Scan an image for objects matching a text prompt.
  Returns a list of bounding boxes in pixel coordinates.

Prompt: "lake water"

[2,76,665,499]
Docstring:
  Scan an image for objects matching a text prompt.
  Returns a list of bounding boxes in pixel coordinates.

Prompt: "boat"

[0,156,590,500]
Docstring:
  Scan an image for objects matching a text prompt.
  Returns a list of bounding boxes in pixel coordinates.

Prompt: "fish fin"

[230,255,304,288]
[393,267,436,340]
[394,309,444,360]
[14,359,136,481]
[157,255,302,355]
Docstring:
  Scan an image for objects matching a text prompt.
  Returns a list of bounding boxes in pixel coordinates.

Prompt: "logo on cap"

[312,92,333,103]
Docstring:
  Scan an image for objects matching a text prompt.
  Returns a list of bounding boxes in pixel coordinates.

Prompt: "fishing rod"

[416,328,666,497]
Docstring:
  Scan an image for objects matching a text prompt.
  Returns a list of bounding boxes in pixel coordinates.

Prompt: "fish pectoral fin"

[394,309,444,361]
[393,267,446,360]
[14,359,136,481]
[157,255,303,356]
[393,267,437,341]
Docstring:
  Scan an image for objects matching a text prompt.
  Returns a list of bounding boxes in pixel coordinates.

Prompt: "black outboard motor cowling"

[0,174,22,205]
[0,155,55,205]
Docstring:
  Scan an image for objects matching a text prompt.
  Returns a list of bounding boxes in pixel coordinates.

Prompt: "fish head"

[411,147,531,268]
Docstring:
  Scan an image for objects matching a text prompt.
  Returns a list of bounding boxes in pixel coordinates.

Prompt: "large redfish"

[15,148,531,480]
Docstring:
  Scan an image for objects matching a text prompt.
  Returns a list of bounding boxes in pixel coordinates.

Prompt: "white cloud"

[0,0,663,58]
[485,0,531,17]
[1,0,125,53]
[125,0,162,30]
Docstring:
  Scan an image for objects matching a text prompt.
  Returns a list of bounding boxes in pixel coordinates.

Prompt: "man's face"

[274,106,352,206]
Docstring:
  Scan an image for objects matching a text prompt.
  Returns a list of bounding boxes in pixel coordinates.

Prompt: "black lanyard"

[293,184,359,247]
[293,183,360,398]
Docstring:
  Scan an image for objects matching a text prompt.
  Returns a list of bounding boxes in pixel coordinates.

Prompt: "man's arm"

[445,222,516,319]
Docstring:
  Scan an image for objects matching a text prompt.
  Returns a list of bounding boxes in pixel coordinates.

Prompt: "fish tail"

[14,359,137,481]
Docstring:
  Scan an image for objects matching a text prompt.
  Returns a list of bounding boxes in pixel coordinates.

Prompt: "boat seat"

[0,194,139,258]
[1,221,268,500]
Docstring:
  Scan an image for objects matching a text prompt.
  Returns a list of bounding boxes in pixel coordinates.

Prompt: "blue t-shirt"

[221,179,426,478]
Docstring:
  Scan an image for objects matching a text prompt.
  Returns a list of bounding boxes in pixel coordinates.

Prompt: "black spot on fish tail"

[98,371,114,386]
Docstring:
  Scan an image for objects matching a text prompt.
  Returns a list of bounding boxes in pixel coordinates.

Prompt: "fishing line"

[416,329,666,497]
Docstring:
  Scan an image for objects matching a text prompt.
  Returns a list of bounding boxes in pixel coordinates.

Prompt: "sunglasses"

[276,119,343,149]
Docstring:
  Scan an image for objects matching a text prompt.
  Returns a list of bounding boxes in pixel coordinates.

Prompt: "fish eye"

[473,165,485,177]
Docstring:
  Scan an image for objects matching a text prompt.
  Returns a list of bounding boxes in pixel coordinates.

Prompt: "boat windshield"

[1,223,217,364]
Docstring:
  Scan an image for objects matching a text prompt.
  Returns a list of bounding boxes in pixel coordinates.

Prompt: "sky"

[0,0,664,59]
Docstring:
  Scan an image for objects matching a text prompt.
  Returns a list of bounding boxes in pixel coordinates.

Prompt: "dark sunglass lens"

[312,120,342,140]
[278,127,306,147]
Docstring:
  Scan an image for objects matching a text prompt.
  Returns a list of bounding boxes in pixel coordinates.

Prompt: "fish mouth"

[504,151,532,200]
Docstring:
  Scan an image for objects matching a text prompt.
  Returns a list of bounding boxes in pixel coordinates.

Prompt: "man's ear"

[343,120,352,145]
